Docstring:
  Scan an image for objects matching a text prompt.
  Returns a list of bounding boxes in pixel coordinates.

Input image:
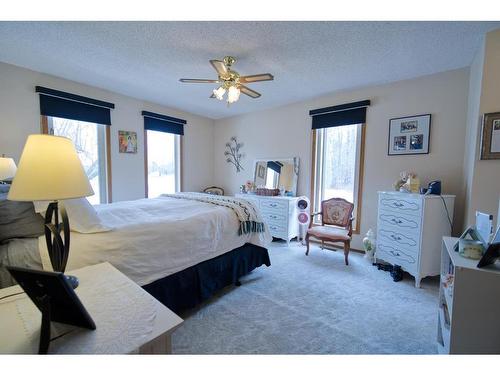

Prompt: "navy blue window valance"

[36,86,114,125]
[310,100,370,129]
[267,161,283,174]
[142,111,186,136]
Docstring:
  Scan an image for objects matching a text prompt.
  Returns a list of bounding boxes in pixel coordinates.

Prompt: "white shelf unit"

[437,237,500,354]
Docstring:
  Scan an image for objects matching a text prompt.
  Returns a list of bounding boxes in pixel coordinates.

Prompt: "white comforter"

[39,196,272,286]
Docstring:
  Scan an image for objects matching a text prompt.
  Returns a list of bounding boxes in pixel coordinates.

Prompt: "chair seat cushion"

[307,225,350,241]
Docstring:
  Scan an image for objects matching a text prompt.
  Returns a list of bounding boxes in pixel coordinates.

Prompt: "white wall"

[463,38,485,227]
[0,62,215,202]
[214,68,469,249]
[464,29,500,229]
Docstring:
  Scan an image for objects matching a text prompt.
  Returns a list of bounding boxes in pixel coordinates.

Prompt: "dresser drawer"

[377,229,420,253]
[260,199,288,212]
[377,242,418,274]
[379,195,422,216]
[261,211,287,224]
[378,210,422,234]
[267,222,287,238]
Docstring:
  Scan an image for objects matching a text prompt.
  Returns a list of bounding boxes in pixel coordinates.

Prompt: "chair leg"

[343,241,350,265]
[305,234,310,255]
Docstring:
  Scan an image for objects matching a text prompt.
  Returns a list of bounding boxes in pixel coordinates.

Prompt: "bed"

[0,192,272,312]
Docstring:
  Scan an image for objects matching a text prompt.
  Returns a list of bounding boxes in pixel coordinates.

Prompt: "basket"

[256,188,280,196]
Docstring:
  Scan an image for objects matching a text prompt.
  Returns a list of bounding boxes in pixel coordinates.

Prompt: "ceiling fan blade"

[239,85,261,99]
[179,78,219,83]
[240,73,274,83]
[209,60,228,77]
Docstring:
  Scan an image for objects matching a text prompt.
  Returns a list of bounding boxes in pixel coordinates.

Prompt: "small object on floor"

[373,262,403,282]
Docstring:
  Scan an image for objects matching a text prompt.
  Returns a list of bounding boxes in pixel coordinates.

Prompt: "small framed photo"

[480,112,500,160]
[388,114,431,155]
[118,131,137,154]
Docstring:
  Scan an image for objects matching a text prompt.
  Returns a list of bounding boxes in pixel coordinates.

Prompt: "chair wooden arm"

[309,212,322,229]
[347,216,355,237]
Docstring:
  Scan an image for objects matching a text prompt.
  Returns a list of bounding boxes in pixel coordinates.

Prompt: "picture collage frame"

[388,114,431,155]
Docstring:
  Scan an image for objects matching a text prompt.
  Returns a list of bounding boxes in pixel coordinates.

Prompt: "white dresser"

[376,191,455,287]
[236,193,299,245]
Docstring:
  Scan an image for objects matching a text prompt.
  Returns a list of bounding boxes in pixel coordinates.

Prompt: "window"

[265,168,279,189]
[145,130,180,198]
[44,116,110,205]
[313,124,365,231]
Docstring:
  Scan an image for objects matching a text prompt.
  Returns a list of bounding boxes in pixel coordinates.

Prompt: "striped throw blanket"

[161,192,266,236]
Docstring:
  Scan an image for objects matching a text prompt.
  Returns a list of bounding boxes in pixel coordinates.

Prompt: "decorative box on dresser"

[235,193,299,245]
[437,237,500,354]
[376,191,455,287]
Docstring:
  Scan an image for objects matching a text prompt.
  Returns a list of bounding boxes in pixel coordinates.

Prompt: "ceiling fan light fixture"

[213,86,226,101]
[227,85,240,104]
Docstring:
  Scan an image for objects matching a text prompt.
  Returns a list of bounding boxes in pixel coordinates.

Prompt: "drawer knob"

[391,218,403,224]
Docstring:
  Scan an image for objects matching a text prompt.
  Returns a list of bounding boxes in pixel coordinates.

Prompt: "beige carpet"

[172,240,440,354]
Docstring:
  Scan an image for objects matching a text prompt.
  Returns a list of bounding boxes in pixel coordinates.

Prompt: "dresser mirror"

[253,157,299,196]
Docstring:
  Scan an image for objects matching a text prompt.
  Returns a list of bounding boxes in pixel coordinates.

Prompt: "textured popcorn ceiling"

[0,21,498,119]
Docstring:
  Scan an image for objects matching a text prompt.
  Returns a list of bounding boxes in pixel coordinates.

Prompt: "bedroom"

[1,0,500,370]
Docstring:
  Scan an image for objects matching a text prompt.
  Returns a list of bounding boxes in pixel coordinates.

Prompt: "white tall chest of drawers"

[235,193,299,245]
[376,191,455,287]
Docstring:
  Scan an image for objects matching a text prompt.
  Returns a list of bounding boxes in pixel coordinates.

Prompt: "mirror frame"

[253,157,300,196]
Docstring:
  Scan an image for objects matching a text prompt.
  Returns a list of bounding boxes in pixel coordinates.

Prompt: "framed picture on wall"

[118,130,138,154]
[480,112,500,160]
[388,114,431,155]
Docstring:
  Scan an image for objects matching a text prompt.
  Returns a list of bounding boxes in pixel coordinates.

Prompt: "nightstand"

[0,262,183,354]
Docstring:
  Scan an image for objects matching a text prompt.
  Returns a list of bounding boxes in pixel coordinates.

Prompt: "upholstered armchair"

[305,197,355,265]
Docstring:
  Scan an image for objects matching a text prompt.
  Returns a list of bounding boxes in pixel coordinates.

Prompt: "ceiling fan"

[179,56,274,104]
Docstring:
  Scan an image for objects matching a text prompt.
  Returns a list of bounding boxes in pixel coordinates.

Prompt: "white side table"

[0,262,183,354]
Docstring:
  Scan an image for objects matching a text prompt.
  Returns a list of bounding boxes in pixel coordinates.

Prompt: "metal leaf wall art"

[224,136,245,173]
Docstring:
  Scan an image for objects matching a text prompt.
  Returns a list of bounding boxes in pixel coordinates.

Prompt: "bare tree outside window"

[314,124,362,230]
[49,117,106,204]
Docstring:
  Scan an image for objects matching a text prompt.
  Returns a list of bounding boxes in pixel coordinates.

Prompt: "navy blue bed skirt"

[142,243,271,313]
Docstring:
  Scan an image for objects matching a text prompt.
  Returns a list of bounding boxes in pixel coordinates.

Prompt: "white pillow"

[33,198,112,234]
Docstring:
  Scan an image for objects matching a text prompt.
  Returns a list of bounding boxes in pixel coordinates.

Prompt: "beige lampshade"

[0,157,17,180]
[8,134,94,201]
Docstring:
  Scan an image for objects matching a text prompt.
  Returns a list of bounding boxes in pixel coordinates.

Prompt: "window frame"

[310,124,366,235]
[40,115,113,203]
[143,129,183,198]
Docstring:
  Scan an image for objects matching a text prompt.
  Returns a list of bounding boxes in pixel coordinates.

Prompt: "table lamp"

[0,155,17,183]
[8,135,94,288]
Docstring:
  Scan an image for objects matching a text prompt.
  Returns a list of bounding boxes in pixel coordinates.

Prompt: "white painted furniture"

[437,237,500,354]
[376,191,455,287]
[236,193,299,245]
[0,262,183,354]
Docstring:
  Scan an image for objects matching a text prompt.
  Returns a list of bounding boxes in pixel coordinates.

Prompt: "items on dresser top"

[376,191,455,288]
[256,187,280,196]
[236,193,300,245]
[0,262,183,354]
[253,157,299,197]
